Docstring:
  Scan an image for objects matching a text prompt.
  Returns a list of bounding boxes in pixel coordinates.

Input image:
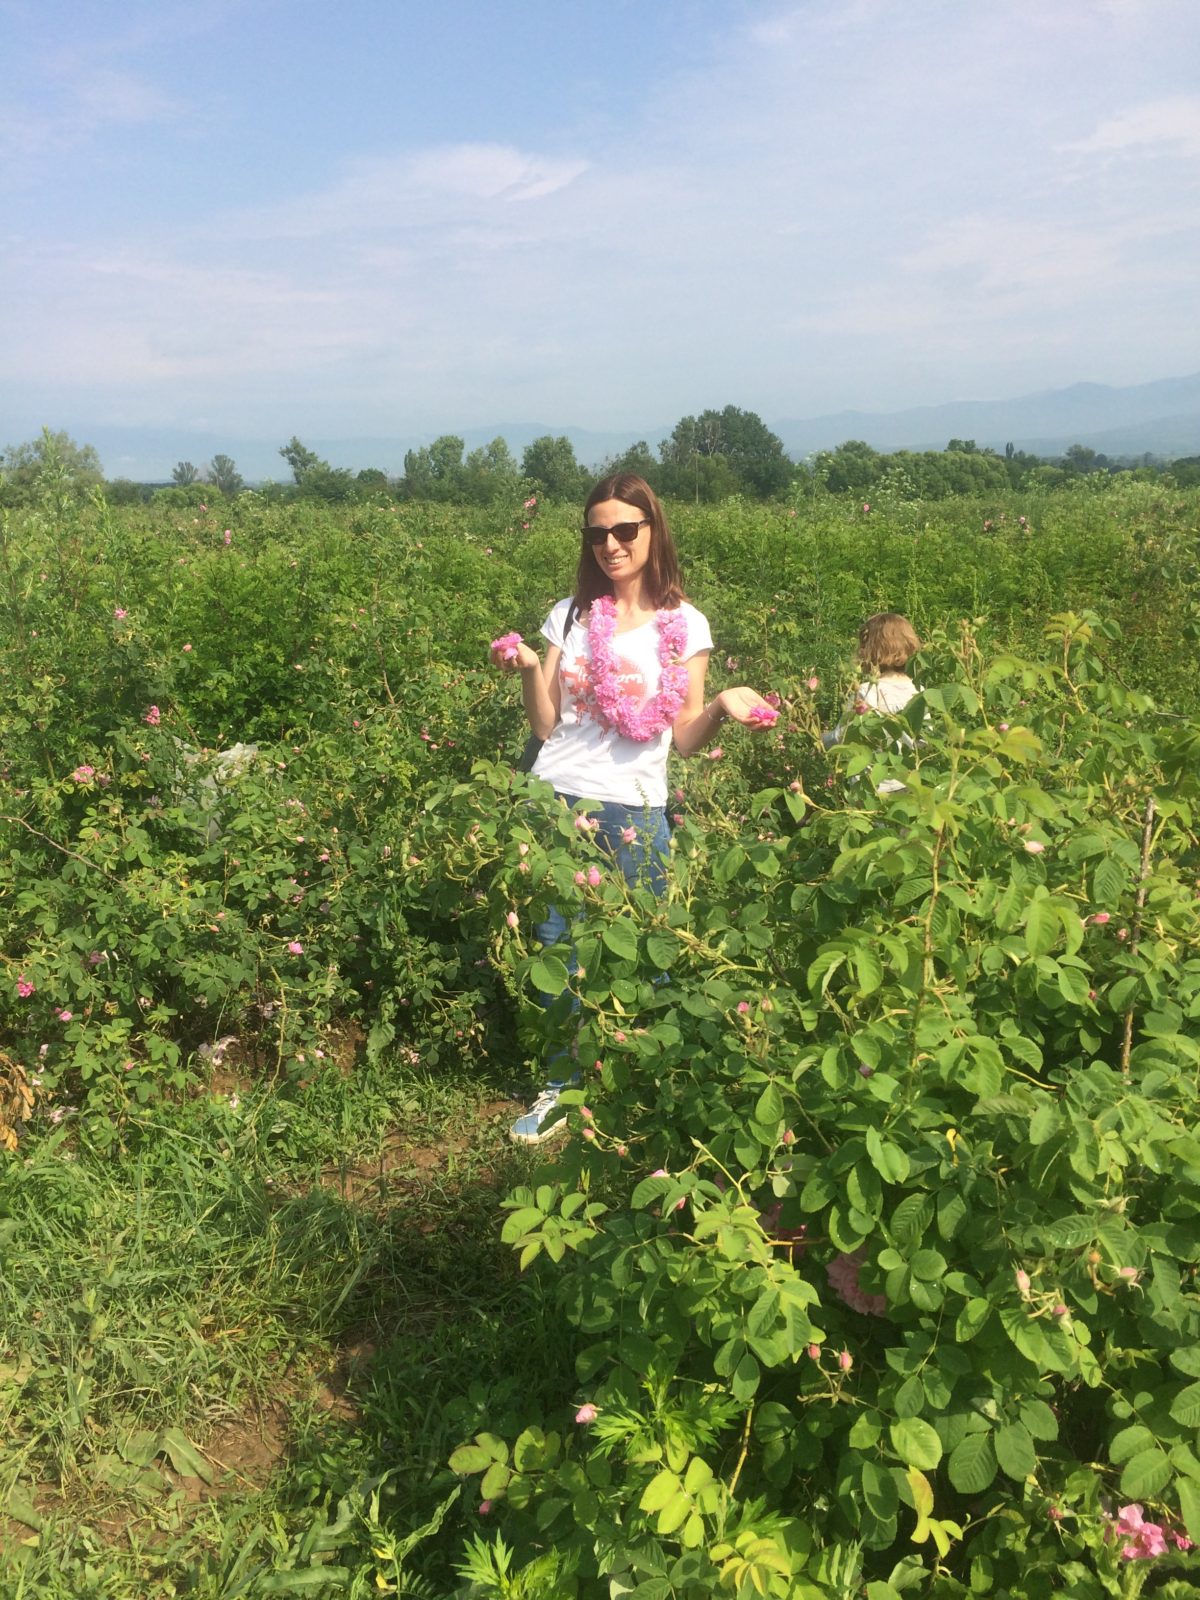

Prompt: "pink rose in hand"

[490,631,522,663]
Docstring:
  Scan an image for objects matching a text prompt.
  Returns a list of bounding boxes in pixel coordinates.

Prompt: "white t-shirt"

[531,598,713,807]
[855,674,918,793]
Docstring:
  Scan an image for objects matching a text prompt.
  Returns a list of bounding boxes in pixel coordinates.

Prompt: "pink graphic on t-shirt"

[562,652,648,721]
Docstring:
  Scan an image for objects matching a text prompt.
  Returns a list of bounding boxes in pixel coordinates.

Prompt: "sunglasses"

[582,519,649,546]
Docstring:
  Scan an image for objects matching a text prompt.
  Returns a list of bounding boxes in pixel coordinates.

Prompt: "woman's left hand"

[717,687,780,728]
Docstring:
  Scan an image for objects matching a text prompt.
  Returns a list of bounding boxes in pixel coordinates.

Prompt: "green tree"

[602,439,663,488]
[172,461,200,485]
[463,437,520,505]
[659,406,792,500]
[207,454,244,496]
[0,428,104,506]
[521,435,589,500]
[400,436,465,501]
[279,437,324,484]
[104,478,149,506]
[813,439,883,496]
[355,467,390,494]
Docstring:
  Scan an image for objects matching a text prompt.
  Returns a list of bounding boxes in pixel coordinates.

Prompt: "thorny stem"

[1120,794,1156,1077]
[727,1402,755,1499]
[1,813,117,878]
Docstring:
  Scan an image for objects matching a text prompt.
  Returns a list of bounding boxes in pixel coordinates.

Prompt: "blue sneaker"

[510,1077,577,1144]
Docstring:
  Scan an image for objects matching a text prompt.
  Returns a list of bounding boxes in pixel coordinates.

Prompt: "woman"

[491,472,774,1142]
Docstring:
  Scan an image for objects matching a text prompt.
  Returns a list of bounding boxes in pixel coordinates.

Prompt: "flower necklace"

[586,595,689,741]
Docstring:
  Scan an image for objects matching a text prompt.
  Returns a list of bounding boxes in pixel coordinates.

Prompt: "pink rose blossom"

[574,1403,598,1425]
[737,1000,750,1014]
[650,1168,668,1178]
[587,865,601,888]
[782,1128,795,1145]
[318,851,330,862]
[1023,840,1045,854]
[478,1500,493,1515]
[113,607,128,619]
[1117,927,1129,941]
[621,825,637,844]
[862,502,870,513]
[858,1063,874,1078]
[583,1127,596,1141]
[16,976,35,998]
[574,871,586,885]
[1090,911,1111,925]
[806,1343,821,1360]
[707,745,723,760]
[490,630,522,663]
[838,1349,853,1372]
[143,705,161,726]
[506,911,518,929]
[747,705,779,726]
[57,1009,73,1022]
[182,643,192,652]
[1114,1504,1169,1561]
[71,764,96,783]
[614,1029,626,1042]
[223,529,232,545]
[287,941,304,954]
[1015,1268,1032,1297]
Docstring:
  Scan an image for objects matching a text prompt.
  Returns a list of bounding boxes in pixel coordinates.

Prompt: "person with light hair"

[824,613,922,793]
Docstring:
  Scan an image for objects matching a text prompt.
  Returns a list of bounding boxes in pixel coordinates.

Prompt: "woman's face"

[587,497,652,588]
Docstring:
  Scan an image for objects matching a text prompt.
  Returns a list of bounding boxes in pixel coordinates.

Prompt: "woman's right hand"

[489,636,541,673]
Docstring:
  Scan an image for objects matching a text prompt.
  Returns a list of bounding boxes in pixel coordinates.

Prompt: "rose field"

[2,478,1200,1598]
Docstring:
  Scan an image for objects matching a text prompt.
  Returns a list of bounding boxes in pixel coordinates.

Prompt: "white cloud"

[1064,95,1200,157]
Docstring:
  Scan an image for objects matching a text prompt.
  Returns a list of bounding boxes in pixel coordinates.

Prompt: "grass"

[0,1050,579,1596]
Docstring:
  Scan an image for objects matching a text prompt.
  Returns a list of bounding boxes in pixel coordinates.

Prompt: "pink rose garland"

[587,596,688,742]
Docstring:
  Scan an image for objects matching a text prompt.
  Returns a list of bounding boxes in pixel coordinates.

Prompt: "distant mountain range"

[772,372,1200,460]
[10,372,1200,481]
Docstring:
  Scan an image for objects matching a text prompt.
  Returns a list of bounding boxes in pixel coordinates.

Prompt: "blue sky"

[2,0,1199,466]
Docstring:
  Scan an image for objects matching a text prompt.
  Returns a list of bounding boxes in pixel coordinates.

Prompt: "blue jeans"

[534,796,671,1031]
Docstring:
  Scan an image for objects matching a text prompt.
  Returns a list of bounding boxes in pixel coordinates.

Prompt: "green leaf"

[1109,1425,1155,1464]
[956,1298,992,1342]
[449,1444,493,1475]
[1120,1447,1172,1501]
[1057,965,1091,1005]
[994,1422,1036,1482]
[1091,856,1124,905]
[258,1573,353,1594]
[645,932,678,970]
[889,1417,942,1471]
[602,919,639,960]
[1170,1381,1200,1428]
[161,1428,213,1484]
[862,1460,899,1521]
[640,1469,682,1513]
[1179,1478,1200,1544]
[1024,900,1058,957]
[948,1432,998,1494]
[1018,1400,1059,1443]
[910,1249,946,1281]
[530,954,571,994]
[890,1193,933,1247]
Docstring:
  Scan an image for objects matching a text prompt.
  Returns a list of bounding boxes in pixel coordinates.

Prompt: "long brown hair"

[572,473,685,611]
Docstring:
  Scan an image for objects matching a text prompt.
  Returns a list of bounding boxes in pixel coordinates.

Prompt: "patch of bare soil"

[316,1097,523,1206]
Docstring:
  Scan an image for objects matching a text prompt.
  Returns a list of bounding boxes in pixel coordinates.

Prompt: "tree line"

[3,416,1199,510]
